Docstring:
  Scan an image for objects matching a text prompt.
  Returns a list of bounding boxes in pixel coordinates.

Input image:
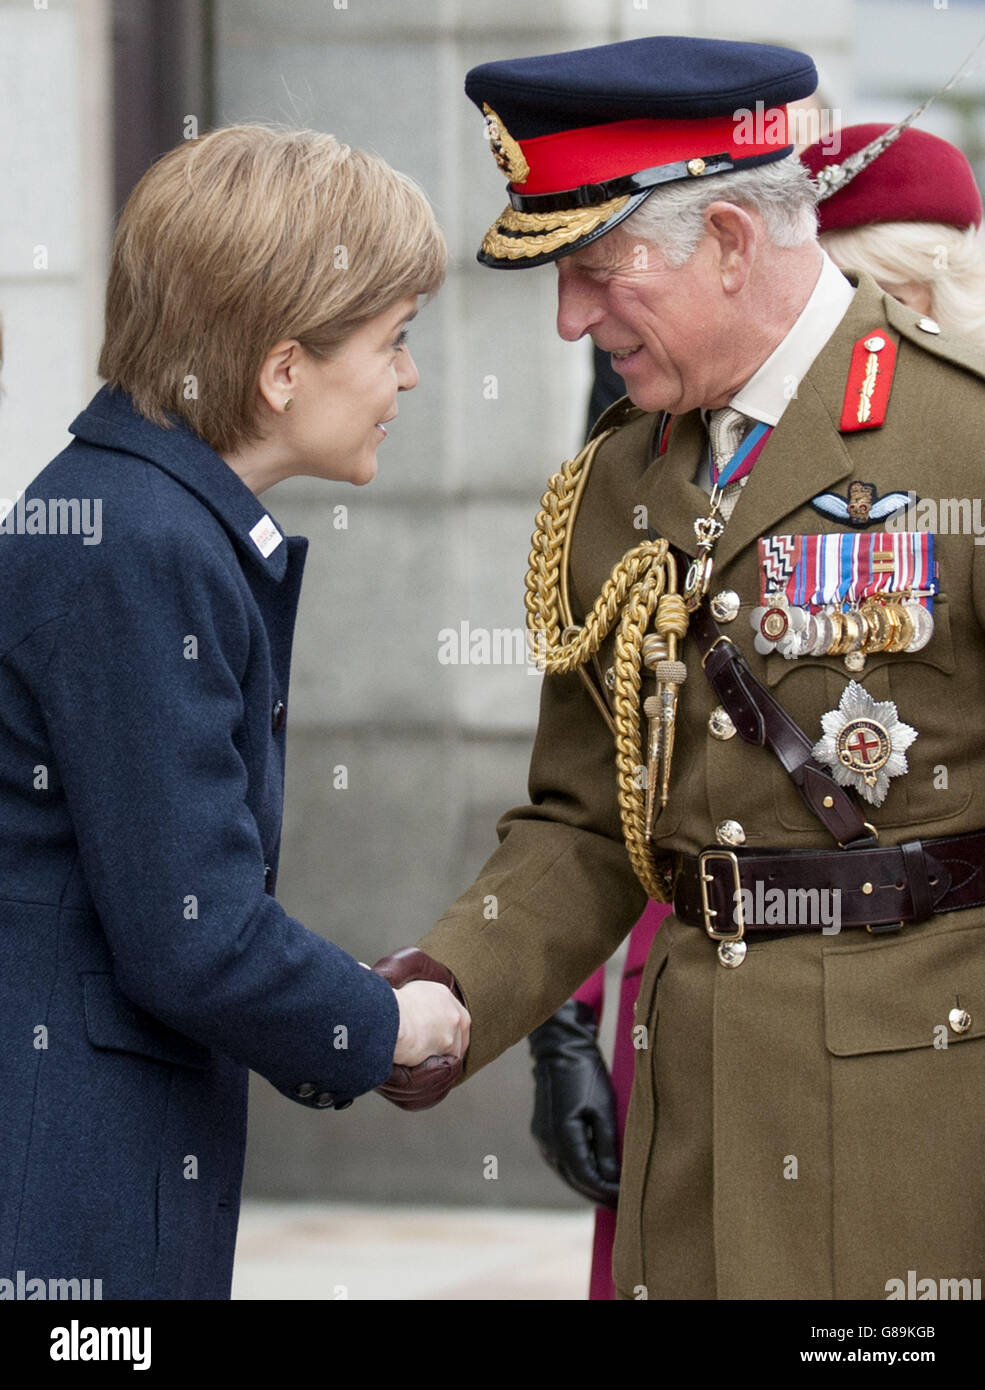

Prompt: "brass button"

[823,795,834,808]
[948,1007,972,1035]
[716,819,746,846]
[687,157,707,176]
[861,882,874,895]
[708,706,736,740]
[710,590,741,623]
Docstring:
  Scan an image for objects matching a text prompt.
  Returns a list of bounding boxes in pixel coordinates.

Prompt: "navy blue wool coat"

[0,385,400,1299]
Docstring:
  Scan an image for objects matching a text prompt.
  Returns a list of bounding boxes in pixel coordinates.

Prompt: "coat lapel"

[634,410,708,560]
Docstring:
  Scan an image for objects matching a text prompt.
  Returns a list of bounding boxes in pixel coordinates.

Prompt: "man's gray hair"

[621,155,819,267]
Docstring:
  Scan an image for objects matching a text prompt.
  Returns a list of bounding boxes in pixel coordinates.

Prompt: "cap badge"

[482,104,530,186]
[812,681,917,807]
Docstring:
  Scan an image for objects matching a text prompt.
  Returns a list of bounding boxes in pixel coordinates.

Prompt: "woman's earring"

[283,397,294,412]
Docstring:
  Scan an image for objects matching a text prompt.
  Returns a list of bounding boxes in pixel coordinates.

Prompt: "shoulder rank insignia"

[810,480,914,527]
[839,331,898,432]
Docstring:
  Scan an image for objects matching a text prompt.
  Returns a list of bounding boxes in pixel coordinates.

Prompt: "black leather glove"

[528,998,621,1209]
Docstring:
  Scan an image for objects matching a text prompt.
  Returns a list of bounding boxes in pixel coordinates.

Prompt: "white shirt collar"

[726,249,855,427]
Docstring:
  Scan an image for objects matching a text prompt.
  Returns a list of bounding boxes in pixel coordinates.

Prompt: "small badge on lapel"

[810,481,914,528]
[249,514,283,558]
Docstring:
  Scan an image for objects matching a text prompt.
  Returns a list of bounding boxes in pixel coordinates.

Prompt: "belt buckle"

[698,848,745,943]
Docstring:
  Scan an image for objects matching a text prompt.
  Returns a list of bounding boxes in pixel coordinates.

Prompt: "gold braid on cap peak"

[482,195,631,261]
[524,428,687,901]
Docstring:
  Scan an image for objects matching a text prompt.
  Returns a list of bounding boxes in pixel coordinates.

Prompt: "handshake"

[371,947,471,1111]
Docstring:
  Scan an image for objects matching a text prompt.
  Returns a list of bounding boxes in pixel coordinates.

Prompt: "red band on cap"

[515,110,789,194]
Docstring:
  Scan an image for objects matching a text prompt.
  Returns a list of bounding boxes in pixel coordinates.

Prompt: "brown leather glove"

[371,946,467,1111]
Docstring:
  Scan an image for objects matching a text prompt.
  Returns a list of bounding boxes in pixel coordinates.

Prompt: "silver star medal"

[812,681,918,807]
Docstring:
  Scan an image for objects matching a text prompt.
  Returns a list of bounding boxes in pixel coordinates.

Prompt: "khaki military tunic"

[419,271,985,1299]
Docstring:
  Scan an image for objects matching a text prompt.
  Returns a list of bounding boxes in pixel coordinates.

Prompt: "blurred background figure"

[804,123,985,345]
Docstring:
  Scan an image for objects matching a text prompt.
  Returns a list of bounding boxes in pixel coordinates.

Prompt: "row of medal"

[748,592,934,670]
[748,530,937,670]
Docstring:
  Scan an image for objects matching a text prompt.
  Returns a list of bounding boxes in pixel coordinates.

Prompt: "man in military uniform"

[375,36,985,1300]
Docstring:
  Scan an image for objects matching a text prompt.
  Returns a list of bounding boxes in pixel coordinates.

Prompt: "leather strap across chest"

[687,599,877,849]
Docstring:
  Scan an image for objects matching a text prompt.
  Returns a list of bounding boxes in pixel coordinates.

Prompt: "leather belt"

[673,831,985,939]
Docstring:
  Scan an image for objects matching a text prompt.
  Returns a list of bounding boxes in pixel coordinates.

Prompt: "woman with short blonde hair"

[0,123,468,1301]
[803,122,985,347]
[100,124,447,455]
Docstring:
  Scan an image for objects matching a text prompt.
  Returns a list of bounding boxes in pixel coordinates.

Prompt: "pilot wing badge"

[810,480,914,528]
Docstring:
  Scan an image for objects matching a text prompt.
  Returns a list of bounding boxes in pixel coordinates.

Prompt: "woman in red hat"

[802,122,985,345]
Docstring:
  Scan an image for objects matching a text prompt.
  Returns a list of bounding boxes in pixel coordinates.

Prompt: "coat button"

[272,699,287,733]
[917,316,941,334]
[313,1092,335,1108]
[716,819,746,846]
[948,1007,972,1035]
[294,1082,316,1099]
[708,706,736,740]
[264,864,275,894]
[710,590,740,623]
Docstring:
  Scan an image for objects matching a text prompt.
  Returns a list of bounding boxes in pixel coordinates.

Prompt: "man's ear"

[702,201,757,295]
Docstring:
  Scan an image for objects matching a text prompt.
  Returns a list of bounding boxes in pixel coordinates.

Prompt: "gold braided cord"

[524,435,681,902]
[481,195,631,261]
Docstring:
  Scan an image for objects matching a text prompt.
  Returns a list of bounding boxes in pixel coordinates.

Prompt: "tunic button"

[313,1092,335,1108]
[264,864,275,894]
[917,316,941,334]
[710,590,740,623]
[294,1082,316,1099]
[708,706,736,740]
[948,1007,972,1035]
[716,819,746,846]
[272,699,287,733]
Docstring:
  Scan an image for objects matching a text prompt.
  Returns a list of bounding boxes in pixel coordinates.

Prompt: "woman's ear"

[256,339,302,415]
[702,201,757,295]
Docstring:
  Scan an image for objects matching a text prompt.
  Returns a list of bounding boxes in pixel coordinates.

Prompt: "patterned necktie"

[707,406,752,523]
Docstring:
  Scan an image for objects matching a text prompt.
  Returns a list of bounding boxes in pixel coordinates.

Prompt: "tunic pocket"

[822,915,985,1297]
[765,597,970,831]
